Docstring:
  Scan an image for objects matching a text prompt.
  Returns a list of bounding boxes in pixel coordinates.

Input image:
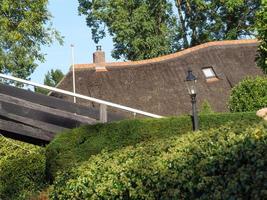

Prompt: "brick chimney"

[93,45,107,72]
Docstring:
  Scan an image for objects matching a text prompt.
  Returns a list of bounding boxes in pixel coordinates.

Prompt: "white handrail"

[0,73,163,119]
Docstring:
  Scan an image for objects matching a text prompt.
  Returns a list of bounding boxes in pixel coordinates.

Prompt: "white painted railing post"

[100,104,107,123]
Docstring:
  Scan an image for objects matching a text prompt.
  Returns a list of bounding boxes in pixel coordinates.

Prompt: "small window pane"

[202,68,215,78]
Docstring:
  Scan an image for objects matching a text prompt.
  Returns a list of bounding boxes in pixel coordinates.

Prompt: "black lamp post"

[185,70,199,131]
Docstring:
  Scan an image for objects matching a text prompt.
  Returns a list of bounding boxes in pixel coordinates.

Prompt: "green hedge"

[0,136,46,200]
[46,112,260,181]
[50,122,267,199]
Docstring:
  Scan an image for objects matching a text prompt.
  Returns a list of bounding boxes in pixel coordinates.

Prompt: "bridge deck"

[0,84,123,145]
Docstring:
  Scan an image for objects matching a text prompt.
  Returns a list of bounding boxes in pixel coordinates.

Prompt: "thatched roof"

[53,39,263,117]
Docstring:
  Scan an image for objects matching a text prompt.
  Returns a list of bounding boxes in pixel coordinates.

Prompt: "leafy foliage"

[199,100,214,114]
[78,0,179,60]
[0,0,62,79]
[35,69,64,94]
[46,116,191,181]
[256,0,267,73]
[176,0,260,48]
[79,0,260,60]
[46,112,260,181]
[50,122,267,199]
[229,76,267,112]
[0,136,46,200]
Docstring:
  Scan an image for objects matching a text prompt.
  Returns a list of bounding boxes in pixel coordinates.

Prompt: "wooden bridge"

[0,74,163,145]
[0,83,123,145]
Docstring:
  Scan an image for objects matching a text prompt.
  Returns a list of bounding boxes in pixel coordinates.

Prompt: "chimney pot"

[96,45,102,51]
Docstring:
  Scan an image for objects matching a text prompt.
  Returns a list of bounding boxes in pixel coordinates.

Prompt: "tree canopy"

[0,0,62,79]
[175,0,260,48]
[78,0,260,60]
[78,0,179,61]
[255,0,267,73]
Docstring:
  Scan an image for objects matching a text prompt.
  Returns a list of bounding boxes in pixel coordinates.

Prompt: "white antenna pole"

[71,44,76,103]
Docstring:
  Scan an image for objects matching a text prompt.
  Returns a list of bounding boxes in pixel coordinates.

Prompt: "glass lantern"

[185,69,197,95]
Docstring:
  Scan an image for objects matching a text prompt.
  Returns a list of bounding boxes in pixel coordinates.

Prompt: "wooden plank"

[0,117,54,142]
[1,101,82,128]
[0,83,124,121]
[0,108,68,134]
[0,129,49,146]
[0,83,98,117]
[0,94,98,127]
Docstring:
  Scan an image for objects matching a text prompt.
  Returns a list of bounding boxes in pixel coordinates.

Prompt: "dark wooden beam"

[0,83,124,121]
[0,108,68,134]
[0,129,49,146]
[0,117,54,142]
[0,83,98,116]
[0,84,125,144]
[0,94,98,128]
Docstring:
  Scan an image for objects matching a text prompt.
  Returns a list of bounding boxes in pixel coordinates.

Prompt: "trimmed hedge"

[0,136,46,200]
[46,112,260,181]
[50,122,267,199]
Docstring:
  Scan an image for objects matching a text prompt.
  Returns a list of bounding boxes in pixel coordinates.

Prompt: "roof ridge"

[74,39,258,70]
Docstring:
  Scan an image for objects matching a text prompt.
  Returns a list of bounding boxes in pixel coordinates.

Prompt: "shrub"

[50,122,267,199]
[199,100,214,114]
[46,112,260,181]
[0,136,46,200]
[229,76,267,112]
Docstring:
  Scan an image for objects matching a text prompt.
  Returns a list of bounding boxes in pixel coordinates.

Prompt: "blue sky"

[31,0,115,83]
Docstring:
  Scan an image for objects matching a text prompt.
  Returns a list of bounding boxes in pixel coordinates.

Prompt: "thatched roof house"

[53,39,263,117]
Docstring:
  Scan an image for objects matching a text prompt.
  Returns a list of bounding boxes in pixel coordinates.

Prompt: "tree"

[0,0,62,79]
[79,0,260,60]
[255,0,267,73]
[35,69,64,94]
[78,0,179,61]
[175,0,261,48]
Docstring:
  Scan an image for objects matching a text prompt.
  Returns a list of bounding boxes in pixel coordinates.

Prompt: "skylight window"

[202,67,216,79]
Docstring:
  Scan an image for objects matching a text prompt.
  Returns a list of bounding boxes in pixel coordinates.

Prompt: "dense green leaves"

[229,76,267,112]
[46,117,192,181]
[78,0,179,60]
[46,112,260,181]
[256,0,267,73]
[176,0,260,48]
[0,0,62,79]
[50,122,267,199]
[0,112,261,199]
[0,136,46,200]
[35,69,64,94]
[79,0,260,60]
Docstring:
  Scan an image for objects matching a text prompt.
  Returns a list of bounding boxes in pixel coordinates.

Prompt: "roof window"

[202,67,216,79]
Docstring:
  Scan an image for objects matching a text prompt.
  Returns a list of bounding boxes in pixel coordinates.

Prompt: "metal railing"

[0,73,164,122]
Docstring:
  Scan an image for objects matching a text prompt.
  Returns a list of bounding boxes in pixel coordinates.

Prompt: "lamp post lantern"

[185,69,199,131]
